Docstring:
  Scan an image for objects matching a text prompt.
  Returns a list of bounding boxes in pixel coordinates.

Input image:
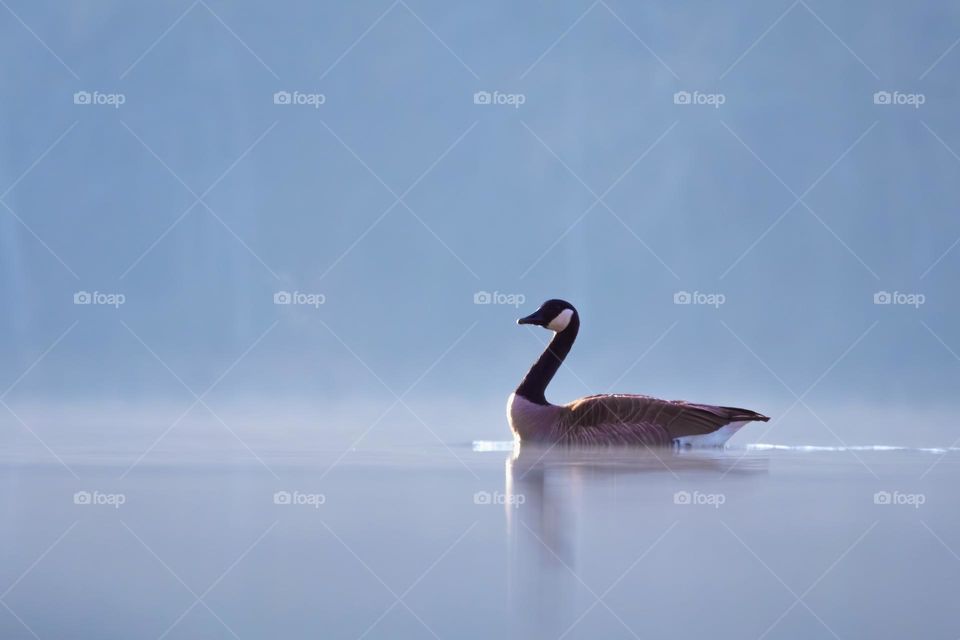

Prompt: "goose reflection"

[503,442,768,637]
[506,443,763,561]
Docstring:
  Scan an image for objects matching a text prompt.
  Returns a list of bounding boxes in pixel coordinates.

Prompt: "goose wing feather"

[557,394,769,445]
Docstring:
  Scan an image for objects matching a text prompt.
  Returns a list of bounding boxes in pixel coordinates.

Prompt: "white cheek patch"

[547,308,574,332]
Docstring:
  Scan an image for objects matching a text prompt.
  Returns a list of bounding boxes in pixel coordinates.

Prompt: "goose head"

[517,299,578,332]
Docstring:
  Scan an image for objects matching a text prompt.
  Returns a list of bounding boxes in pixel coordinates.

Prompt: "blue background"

[2,1,959,449]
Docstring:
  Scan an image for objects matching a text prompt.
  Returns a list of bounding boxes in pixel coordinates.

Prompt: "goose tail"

[719,406,770,423]
[673,405,770,447]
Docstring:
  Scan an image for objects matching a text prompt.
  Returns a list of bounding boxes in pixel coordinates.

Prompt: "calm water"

[2,442,959,639]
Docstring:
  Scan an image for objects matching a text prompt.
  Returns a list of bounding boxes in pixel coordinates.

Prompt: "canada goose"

[508,299,769,447]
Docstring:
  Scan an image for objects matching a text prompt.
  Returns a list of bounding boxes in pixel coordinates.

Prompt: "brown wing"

[556,394,769,446]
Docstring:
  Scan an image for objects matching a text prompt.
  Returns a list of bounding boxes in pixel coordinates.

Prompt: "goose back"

[550,394,769,446]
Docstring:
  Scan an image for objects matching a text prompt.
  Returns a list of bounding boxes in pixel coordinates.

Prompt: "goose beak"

[517,311,541,325]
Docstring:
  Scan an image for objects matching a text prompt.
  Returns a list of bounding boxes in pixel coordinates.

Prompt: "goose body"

[508,299,769,447]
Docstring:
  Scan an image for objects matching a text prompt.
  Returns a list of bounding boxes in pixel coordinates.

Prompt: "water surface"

[2,443,958,639]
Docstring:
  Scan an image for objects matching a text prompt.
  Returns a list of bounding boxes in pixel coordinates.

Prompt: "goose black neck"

[515,314,579,405]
